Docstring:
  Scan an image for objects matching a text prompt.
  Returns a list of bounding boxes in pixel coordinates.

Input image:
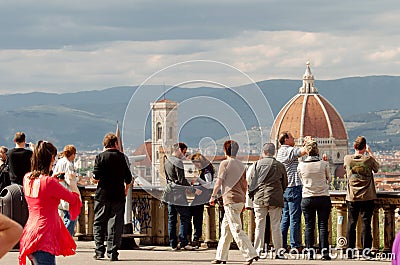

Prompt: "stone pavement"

[1,241,392,264]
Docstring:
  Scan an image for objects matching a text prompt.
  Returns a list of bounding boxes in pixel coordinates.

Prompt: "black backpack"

[0,163,11,192]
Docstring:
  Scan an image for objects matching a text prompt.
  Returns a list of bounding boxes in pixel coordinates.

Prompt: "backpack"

[0,163,11,192]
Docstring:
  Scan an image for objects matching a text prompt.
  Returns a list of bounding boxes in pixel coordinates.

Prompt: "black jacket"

[93,149,133,202]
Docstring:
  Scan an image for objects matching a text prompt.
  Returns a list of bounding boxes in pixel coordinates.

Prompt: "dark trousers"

[189,204,204,242]
[346,200,375,252]
[31,251,55,265]
[301,196,331,258]
[168,204,191,248]
[93,199,125,258]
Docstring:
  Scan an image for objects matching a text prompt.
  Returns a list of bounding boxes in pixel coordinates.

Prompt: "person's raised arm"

[366,145,380,173]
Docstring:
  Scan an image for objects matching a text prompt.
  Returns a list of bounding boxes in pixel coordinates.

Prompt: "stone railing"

[76,186,400,252]
[329,191,400,253]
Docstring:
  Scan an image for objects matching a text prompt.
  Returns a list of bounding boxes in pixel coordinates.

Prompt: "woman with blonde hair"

[19,141,82,265]
[297,140,331,260]
[53,145,78,236]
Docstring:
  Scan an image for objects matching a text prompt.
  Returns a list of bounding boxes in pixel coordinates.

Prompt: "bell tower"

[151,99,178,185]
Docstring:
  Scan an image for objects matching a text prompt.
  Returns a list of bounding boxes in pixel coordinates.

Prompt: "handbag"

[161,182,173,203]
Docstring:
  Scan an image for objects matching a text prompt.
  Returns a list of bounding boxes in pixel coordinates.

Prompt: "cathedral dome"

[270,62,348,143]
[270,62,348,179]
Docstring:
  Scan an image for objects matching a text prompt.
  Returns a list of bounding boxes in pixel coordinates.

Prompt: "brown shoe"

[211,260,227,264]
[243,256,259,265]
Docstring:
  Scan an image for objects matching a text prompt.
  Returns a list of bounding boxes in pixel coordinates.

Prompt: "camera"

[57,173,65,180]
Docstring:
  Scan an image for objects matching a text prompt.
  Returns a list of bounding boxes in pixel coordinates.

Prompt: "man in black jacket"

[92,133,133,261]
[164,142,200,251]
[6,132,32,185]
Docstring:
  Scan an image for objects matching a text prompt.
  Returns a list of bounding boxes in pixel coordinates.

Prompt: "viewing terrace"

[73,186,400,262]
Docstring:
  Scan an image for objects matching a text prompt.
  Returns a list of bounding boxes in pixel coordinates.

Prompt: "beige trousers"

[253,204,283,254]
[215,202,258,261]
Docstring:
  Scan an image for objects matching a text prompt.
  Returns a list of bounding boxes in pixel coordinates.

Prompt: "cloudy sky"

[1,0,400,94]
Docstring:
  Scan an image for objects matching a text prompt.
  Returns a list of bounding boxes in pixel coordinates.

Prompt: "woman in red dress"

[19,141,82,265]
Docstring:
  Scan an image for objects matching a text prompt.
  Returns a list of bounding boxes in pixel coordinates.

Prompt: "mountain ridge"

[0,75,399,151]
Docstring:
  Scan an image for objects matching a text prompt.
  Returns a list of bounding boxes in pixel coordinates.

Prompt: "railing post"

[383,204,396,253]
[87,196,94,238]
[76,199,86,237]
[372,206,380,252]
[204,204,217,248]
[247,209,255,243]
[77,188,94,241]
[335,204,347,249]
[153,201,169,245]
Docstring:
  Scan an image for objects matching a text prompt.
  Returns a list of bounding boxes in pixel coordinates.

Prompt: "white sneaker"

[182,245,194,251]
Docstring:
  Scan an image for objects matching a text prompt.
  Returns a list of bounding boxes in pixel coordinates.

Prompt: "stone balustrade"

[76,186,400,253]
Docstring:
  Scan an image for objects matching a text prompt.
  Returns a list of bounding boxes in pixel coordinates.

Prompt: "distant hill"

[343,109,400,150]
[0,76,400,151]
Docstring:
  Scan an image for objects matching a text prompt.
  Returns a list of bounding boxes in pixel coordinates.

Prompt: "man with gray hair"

[248,143,288,259]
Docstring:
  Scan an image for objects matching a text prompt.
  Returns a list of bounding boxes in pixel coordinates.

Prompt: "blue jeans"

[301,196,332,258]
[31,251,55,265]
[62,210,77,236]
[168,204,191,248]
[281,185,302,248]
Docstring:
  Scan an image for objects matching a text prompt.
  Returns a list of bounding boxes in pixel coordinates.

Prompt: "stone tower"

[151,99,178,185]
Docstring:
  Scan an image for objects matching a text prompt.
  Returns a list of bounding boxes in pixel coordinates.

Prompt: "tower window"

[156,122,162,140]
[169,127,173,139]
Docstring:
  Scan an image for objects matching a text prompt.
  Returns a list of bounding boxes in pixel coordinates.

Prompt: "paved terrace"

[2,241,393,264]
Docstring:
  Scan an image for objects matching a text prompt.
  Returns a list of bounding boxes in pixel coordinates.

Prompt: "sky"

[1,0,400,94]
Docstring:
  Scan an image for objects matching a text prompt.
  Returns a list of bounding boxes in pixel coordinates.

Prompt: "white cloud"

[1,1,400,94]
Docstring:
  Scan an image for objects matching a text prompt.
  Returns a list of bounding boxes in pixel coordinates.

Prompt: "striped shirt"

[276,145,302,187]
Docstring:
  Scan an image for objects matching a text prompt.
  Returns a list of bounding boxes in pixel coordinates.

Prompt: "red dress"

[19,175,82,265]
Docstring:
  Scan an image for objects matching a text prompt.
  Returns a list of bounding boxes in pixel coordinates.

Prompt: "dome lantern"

[299,61,318,94]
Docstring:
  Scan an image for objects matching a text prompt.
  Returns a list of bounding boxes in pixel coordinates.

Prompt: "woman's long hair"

[29,140,57,179]
[58,144,76,159]
[191,153,215,176]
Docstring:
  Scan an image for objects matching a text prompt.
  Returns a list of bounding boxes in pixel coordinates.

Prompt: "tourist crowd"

[0,130,387,264]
